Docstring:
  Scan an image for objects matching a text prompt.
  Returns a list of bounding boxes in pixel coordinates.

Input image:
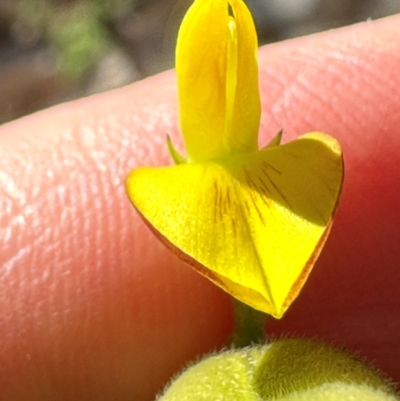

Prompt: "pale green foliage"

[158,339,400,401]
[17,0,137,79]
[47,2,110,79]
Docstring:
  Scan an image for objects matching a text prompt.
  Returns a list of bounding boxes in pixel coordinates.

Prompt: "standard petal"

[224,132,344,316]
[126,133,343,318]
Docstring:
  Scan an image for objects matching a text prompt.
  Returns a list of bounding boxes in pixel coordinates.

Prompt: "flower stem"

[229,298,271,348]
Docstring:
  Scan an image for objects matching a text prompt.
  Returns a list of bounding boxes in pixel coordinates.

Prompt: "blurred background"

[0,0,399,125]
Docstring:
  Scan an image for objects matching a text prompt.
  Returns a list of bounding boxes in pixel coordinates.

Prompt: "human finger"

[1,14,400,401]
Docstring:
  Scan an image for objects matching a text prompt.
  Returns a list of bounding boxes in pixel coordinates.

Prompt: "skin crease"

[0,13,400,401]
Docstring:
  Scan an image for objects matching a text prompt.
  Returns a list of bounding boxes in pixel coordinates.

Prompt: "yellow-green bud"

[158,339,399,401]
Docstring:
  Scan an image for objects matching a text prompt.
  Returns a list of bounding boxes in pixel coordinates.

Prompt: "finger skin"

[0,66,234,400]
[1,14,400,400]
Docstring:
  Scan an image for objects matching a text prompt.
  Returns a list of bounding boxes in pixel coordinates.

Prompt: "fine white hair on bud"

[157,339,399,401]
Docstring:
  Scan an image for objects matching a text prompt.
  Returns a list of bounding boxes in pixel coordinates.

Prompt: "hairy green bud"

[158,339,399,401]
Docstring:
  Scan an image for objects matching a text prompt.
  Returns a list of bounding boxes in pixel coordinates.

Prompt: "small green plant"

[17,0,136,79]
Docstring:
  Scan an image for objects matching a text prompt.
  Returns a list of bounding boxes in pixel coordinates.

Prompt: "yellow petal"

[176,0,260,162]
[224,0,260,155]
[126,133,343,318]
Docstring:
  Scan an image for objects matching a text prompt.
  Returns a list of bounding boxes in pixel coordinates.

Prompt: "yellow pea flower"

[126,0,344,318]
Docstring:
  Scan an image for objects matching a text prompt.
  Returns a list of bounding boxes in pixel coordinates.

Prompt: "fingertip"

[1,13,400,399]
